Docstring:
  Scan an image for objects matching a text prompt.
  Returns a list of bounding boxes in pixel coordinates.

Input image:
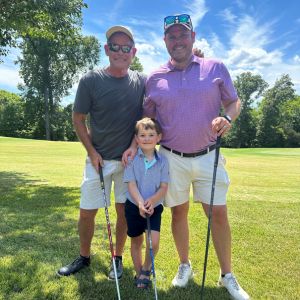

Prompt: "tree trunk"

[44,86,50,140]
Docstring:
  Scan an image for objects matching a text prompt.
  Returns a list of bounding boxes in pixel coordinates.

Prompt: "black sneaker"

[57,256,90,276]
[108,257,123,280]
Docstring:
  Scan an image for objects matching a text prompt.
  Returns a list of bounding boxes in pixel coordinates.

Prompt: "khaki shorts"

[80,157,127,209]
[159,147,230,207]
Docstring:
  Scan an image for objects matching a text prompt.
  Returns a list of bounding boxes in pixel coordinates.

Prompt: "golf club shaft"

[99,165,121,300]
[146,215,158,300]
[200,136,221,300]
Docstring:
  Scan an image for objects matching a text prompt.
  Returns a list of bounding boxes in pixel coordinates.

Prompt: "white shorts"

[159,147,230,207]
[80,157,127,210]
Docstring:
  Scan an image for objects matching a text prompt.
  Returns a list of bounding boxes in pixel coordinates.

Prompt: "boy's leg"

[131,235,144,275]
[143,230,160,271]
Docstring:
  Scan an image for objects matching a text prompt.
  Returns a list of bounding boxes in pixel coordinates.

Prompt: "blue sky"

[1,0,300,103]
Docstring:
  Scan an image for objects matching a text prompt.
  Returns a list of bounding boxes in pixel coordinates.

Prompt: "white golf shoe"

[172,260,193,287]
[218,273,250,300]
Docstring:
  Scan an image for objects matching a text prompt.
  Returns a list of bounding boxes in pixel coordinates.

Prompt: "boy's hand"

[138,202,148,218]
[144,200,154,216]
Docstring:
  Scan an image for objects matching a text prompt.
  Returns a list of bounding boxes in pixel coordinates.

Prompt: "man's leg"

[171,202,190,264]
[115,202,127,257]
[108,202,127,279]
[79,208,98,256]
[171,201,193,287]
[57,208,97,276]
[202,204,231,273]
[202,203,249,300]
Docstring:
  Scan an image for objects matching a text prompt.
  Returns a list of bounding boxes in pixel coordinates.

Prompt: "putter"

[146,214,158,300]
[99,165,121,300]
[200,136,221,300]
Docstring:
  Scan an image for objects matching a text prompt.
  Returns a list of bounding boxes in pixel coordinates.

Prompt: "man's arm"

[73,111,103,171]
[212,98,241,136]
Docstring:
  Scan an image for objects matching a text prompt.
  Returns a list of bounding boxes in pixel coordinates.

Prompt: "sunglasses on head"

[164,14,193,32]
[108,42,133,53]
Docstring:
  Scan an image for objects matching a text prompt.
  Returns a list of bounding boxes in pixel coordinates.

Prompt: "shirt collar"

[137,147,161,160]
[164,54,201,72]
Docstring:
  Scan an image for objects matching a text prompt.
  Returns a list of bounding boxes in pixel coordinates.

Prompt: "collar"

[137,147,160,160]
[165,54,201,72]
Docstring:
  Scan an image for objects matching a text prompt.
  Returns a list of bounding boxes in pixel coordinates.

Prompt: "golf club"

[99,165,121,300]
[146,214,158,300]
[200,136,222,300]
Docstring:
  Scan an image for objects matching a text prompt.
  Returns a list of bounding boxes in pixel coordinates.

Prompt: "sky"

[1,0,300,104]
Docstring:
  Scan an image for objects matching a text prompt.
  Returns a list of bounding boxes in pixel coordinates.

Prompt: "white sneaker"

[172,260,193,287]
[218,273,250,300]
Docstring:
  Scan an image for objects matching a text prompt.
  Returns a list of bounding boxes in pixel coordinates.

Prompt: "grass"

[0,136,299,300]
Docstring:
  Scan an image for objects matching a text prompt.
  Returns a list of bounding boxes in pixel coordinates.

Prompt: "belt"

[161,144,216,157]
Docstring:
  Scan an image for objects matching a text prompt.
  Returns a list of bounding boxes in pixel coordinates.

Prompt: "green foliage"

[225,72,268,148]
[0,90,26,137]
[130,56,144,72]
[256,74,296,147]
[13,0,100,140]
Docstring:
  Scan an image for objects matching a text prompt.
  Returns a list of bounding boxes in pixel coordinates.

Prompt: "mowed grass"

[0,136,299,300]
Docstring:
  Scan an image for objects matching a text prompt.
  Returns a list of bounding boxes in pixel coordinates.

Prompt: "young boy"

[124,117,169,289]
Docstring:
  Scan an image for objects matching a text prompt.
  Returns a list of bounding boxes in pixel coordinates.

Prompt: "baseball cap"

[106,25,134,42]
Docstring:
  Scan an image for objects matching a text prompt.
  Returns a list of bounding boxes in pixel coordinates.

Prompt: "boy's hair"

[135,117,162,135]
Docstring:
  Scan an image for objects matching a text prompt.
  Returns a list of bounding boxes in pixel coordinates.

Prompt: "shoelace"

[177,264,189,279]
[227,275,240,290]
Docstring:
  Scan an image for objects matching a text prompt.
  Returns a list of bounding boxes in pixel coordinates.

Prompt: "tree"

[256,74,296,147]
[224,72,268,147]
[0,90,26,137]
[15,1,100,140]
[130,56,143,72]
[280,96,300,147]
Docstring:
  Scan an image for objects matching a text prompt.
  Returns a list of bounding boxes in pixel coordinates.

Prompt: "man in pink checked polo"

[144,13,250,300]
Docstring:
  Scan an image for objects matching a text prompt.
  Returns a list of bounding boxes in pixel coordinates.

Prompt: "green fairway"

[0,136,299,300]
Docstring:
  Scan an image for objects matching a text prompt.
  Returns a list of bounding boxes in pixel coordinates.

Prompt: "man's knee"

[212,206,229,226]
[171,202,189,221]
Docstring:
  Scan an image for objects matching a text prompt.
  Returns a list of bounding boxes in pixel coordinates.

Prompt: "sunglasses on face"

[164,14,193,32]
[108,42,133,53]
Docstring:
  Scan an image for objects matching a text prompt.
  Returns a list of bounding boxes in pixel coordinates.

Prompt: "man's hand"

[122,146,137,166]
[212,116,232,136]
[89,150,104,172]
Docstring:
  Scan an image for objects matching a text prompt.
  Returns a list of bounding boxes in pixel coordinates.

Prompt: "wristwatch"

[223,115,232,123]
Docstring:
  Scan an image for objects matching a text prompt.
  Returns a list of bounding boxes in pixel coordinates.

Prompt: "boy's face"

[135,127,161,152]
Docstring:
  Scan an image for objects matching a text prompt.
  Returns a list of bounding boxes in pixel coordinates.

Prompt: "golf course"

[0,136,299,300]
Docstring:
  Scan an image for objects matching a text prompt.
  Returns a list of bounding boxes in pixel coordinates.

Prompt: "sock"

[80,254,90,259]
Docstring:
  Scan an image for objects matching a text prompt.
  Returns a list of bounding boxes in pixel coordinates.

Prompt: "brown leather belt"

[161,144,216,158]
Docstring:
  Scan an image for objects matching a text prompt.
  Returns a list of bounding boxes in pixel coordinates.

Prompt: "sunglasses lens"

[109,43,132,53]
[178,14,190,23]
[165,16,176,25]
[121,45,132,53]
[109,43,120,52]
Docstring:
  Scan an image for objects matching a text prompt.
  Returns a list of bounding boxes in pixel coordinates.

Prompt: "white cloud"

[230,15,274,49]
[194,38,215,58]
[219,8,237,24]
[184,0,209,29]
[226,47,282,68]
[294,55,300,63]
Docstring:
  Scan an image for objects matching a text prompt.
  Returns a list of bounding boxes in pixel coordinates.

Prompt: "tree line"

[1,1,299,147]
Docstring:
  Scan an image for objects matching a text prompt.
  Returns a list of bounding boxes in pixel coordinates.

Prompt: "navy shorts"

[125,200,164,238]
